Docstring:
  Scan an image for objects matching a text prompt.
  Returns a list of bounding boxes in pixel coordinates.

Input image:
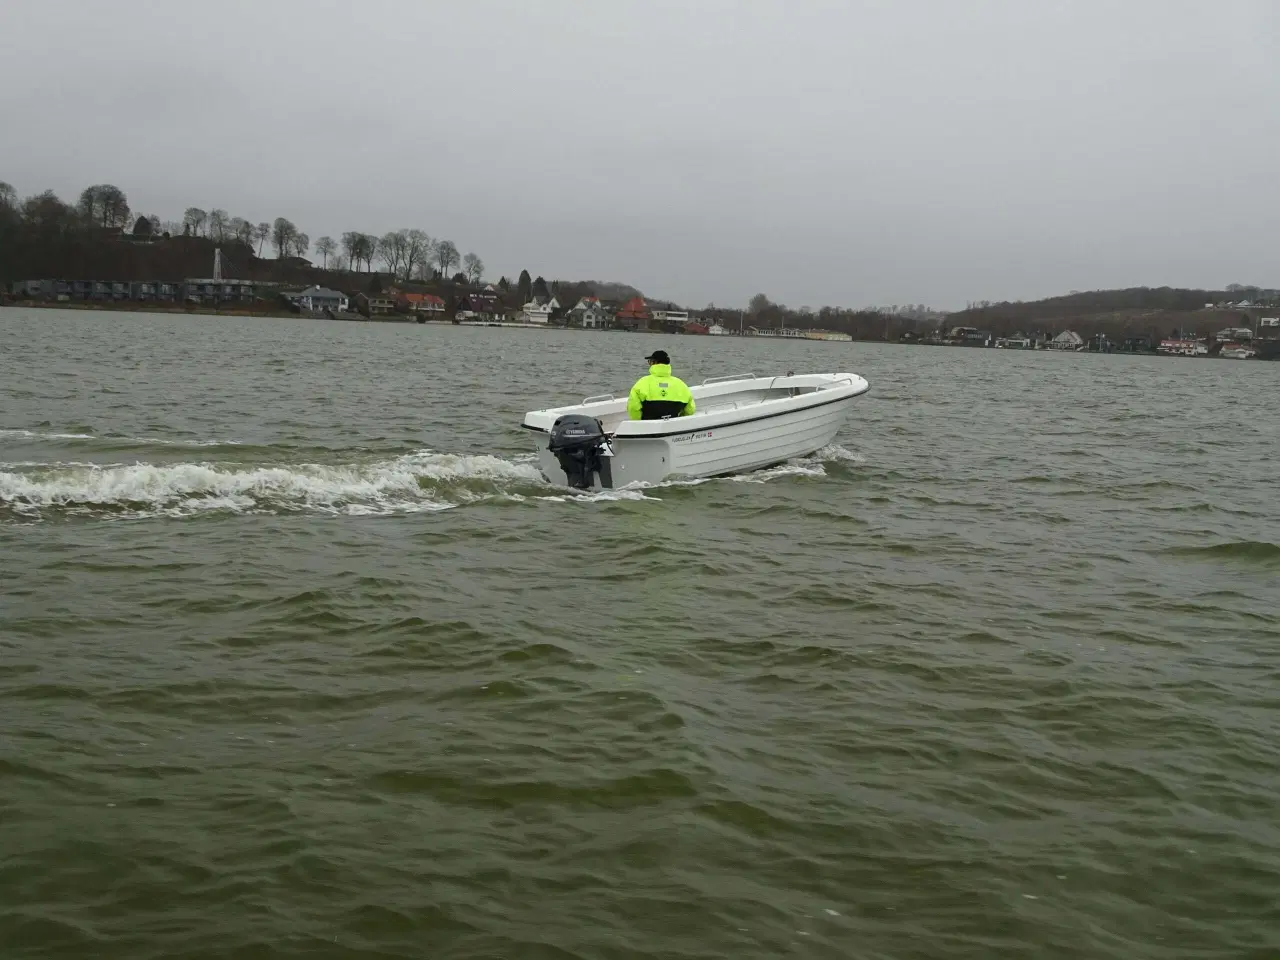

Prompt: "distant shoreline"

[3,299,298,320]
[4,300,1274,359]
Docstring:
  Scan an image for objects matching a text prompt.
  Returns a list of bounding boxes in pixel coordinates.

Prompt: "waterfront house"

[567,296,612,328]
[1048,330,1085,350]
[184,278,256,303]
[457,291,501,320]
[520,300,552,324]
[1158,338,1208,356]
[651,308,690,328]
[1215,326,1253,341]
[401,292,445,316]
[292,286,349,313]
[615,296,651,330]
[354,292,396,316]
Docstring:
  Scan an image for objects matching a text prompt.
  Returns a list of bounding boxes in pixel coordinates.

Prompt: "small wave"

[0,428,96,441]
[0,452,545,520]
[535,488,660,504]
[1163,540,1280,569]
[0,428,243,447]
[813,444,866,465]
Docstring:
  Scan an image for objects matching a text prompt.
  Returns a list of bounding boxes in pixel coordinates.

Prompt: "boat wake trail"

[0,444,862,521]
[0,451,545,520]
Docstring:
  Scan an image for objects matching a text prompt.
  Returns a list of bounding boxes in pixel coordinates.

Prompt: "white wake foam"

[0,452,544,519]
[0,428,242,447]
[1,443,863,520]
[0,428,96,441]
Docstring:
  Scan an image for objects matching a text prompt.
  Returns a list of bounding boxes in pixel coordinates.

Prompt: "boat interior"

[526,374,859,435]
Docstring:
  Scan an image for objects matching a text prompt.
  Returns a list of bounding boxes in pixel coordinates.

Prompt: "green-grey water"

[2,307,1277,959]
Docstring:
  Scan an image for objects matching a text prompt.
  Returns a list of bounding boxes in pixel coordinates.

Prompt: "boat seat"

[640,399,690,420]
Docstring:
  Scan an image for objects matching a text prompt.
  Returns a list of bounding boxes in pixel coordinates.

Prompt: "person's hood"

[648,363,673,377]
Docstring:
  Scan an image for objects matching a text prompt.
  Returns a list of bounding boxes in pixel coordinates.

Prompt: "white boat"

[522,372,870,489]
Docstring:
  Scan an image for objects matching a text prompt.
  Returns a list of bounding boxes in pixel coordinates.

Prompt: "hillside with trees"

[0,180,488,296]
[3,179,1272,341]
[942,286,1273,341]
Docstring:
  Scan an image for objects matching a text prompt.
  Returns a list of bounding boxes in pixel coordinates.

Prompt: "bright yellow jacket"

[627,364,696,420]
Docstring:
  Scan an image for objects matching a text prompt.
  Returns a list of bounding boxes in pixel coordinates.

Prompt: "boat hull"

[533,392,859,489]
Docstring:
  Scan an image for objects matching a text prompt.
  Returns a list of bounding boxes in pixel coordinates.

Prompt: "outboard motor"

[548,414,612,490]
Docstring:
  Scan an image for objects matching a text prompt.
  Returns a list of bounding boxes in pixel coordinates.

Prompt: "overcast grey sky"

[3,0,1277,309]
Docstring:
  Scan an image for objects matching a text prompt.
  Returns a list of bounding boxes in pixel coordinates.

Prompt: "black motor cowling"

[548,414,610,490]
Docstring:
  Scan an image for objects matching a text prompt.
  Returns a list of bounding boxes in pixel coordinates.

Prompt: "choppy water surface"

[2,308,1277,959]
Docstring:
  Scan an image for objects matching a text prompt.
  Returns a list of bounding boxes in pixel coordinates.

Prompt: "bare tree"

[272,217,298,258]
[404,229,431,280]
[147,214,162,235]
[316,236,336,269]
[463,253,484,284]
[184,207,208,236]
[341,231,360,271]
[292,232,310,259]
[378,231,405,276]
[208,209,229,241]
[0,182,17,211]
[78,184,131,228]
[345,232,377,272]
[254,222,270,256]
[435,239,459,279]
[230,217,254,246]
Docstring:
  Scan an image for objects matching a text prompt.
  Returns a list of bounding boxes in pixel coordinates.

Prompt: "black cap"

[645,350,670,364]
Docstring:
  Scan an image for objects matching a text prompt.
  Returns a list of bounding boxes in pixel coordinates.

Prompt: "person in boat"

[627,350,696,420]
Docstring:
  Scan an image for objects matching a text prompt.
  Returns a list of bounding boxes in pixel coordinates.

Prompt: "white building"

[1048,330,1084,350]
[1215,326,1253,341]
[520,300,551,324]
[568,296,611,328]
[651,309,690,325]
[285,286,349,313]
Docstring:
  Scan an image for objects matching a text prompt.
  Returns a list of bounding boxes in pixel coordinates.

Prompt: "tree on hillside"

[184,207,207,237]
[254,222,270,256]
[463,253,484,284]
[316,236,336,269]
[272,217,298,258]
[435,239,459,279]
[517,269,532,303]
[404,229,431,280]
[22,190,79,239]
[532,275,549,301]
[378,231,406,276]
[208,208,229,242]
[341,231,360,271]
[230,217,254,246]
[78,184,130,229]
[292,232,310,259]
[343,232,377,272]
[0,182,16,211]
[148,215,162,236]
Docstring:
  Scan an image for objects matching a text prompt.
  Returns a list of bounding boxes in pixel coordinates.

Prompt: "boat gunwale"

[522,375,869,438]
